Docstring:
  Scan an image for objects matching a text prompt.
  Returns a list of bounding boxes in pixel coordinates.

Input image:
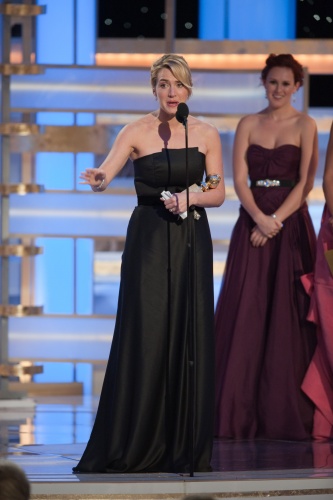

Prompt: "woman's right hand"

[79,168,106,190]
[255,213,283,238]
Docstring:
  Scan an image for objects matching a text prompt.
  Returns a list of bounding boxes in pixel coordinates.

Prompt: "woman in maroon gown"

[215,54,318,440]
[301,121,333,441]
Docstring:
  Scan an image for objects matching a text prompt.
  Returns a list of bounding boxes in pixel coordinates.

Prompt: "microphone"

[176,102,189,125]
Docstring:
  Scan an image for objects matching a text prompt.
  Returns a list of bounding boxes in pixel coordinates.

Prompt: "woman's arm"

[79,122,136,191]
[171,124,225,213]
[323,121,333,218]
[270,115,318,222]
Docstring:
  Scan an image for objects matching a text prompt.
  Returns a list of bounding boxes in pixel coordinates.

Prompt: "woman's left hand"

[250,226,269,247]
[161,192,187,214]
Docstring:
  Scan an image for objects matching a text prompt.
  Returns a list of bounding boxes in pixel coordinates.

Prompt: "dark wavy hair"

[261,53,304,87]
[0,461,30,500]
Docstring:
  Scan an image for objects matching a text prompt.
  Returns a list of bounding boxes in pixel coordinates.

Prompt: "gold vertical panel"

[22,152,34,184]
[21,257,34,306]
[0,245,43,256]
[20,238,40,306]
[0,305,43,317]
[0,5,46,16]
[10,125,110,153]
[0,64,45,75]
[0,123,40,135]
[0,364,43,377]
[0,184,44,195]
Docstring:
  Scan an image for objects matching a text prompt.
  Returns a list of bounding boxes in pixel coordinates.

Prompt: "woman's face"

[153,67,189,116]
[264,66,300,108]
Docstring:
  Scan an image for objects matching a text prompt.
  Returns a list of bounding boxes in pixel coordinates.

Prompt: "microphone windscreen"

[176,102,189,123]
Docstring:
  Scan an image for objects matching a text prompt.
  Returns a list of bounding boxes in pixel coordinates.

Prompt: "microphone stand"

[181,114,195,478]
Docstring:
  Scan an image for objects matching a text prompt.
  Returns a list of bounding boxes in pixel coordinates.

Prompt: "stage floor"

[1,395,333,499]
[1,178,332,499]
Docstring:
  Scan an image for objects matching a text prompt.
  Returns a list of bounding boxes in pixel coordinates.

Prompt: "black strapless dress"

[73,147,215,473]
[215,144,317,440]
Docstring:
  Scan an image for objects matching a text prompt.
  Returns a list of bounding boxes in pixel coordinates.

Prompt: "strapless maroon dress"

[214,144,317,440]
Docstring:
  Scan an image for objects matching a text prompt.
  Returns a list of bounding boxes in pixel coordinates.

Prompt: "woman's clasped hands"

[250,213,283,247]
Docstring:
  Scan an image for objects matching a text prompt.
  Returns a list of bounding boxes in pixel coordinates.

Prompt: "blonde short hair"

[150,54,193,97]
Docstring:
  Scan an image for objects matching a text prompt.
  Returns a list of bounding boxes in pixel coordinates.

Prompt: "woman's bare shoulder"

[117,113,157,148]
[234,113,262,135]
[239,113,262,127]
[190,115,215,128]
[123,113,156,132]
[294,112,317,138]
[189,115,220,138]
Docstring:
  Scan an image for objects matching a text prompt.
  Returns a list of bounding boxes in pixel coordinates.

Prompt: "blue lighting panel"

[76,153,94,191]
[75,114,95,192]
[36,0,74,64]
[228,0,296,40]
[77,0,96,64]
[76,113,95,126]
[198,0,296,40]
[36,0,96,64]
[36,112,74,126]
[36,152,75,190]
[30,0,99,393]
[0,17,3,64]
[199,0,226,39]
[35,238,75,314]
[76,239,94,315]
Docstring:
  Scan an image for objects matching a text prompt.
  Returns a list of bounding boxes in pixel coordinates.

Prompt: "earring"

[292,93,296,103]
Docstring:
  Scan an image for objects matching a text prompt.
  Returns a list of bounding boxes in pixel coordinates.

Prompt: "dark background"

[96,1,333,107]
[97,0,333,39]
[296,0,333,106]
[98,0,199,38]
[296,0,333,38]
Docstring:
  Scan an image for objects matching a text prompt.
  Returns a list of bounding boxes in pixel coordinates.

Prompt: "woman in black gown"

[214,54,318,441]
[73,54,225,473]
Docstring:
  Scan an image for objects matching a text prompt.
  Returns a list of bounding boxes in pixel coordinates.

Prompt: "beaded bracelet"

[96,178,105,191]
[271,213,283,228]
